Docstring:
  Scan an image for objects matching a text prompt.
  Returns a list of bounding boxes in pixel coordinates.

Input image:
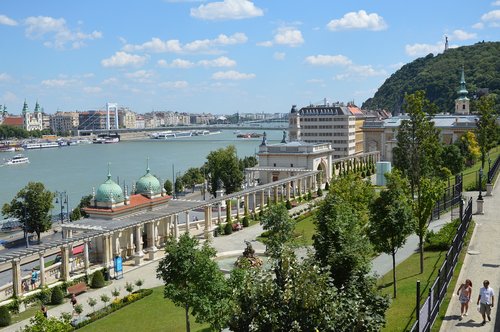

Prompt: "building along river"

[0,129,283,213]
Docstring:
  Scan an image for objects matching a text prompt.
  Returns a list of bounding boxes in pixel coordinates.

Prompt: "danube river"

[0,129,283,212]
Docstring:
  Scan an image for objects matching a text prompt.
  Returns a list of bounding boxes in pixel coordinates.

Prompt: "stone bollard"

[486,183,493,196]
[476,198,484,215]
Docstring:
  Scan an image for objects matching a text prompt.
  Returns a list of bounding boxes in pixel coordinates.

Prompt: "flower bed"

[74,289,153,329]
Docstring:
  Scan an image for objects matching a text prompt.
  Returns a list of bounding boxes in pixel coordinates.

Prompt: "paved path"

[440,183,500,331]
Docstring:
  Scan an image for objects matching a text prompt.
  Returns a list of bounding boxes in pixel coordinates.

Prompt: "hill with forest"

[362,41,500,114]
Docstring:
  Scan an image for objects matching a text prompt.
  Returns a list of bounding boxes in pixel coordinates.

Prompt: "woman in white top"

[457,279,472,318]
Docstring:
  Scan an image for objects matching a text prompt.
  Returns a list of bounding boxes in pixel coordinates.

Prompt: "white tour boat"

[4,154,29,165]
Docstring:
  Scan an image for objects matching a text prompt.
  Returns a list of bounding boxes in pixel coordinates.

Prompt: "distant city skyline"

[0,0,499,115]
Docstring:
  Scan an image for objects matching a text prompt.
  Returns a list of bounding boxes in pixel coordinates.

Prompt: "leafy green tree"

[87,297,97,313]
[313,195,372,289]
[21,312,72,332]
[260,204,295,259]
[135,279,144,290]
[163,179,173,195]
[441,144,465,175]
[2,182,54,244]
[457,131,480,167]
[0,305,11,327]
[206,146,243,196]
[368,171,414,298]
[174,177,184,195]
[475,94,498,169]
[70,195,92,221]
[100,294,110,310]
[69,207,81,222]
[156,234,230,332]
[239,156,258,170]
[182,168,204,192]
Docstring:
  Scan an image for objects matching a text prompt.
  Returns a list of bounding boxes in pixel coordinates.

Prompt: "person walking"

[457,279,473,319]
[477,280,495,326]
[40,305,48,318]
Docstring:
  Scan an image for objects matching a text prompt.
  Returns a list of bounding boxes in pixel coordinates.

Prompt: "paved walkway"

[440,182,500,331]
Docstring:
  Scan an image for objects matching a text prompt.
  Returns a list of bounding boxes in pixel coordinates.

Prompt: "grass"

[78,286,211,332]
[10,303,60,324]
[292,214,315,245]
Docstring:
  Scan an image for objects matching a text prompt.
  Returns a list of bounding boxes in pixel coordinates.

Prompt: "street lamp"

[55,191,69,224]
[488,156,492,184]
[478,168,483,200]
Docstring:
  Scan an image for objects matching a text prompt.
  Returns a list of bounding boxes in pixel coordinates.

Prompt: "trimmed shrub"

[307,191,312,201]
[425,219,460,251]
[317,187,323,197]
[51,286,64,305]
[285,200,292,210]
[91,270,105,289]
[0,306,11,327]
[242,216,249,227]
[37,287,52,305]
[224,222,233,235]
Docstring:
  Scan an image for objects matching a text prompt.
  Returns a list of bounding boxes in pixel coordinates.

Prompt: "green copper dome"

[135,159,161,195]
[95,167,124,203]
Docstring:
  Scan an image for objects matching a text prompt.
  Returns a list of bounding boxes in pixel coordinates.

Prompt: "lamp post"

[55,191,68,224]
[478,168,483,200]
[488,157,492,184]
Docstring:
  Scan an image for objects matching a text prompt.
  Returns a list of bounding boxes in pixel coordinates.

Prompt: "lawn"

[78,286,211,332]
[292,214,315,245]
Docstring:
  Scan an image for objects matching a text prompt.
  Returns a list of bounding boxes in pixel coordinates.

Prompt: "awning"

[72,245,84,255]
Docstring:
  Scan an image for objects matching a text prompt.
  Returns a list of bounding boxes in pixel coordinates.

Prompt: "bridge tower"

[106,103,119,130]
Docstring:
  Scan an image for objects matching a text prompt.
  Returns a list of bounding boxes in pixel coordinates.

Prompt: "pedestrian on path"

[477,280,495,326]
[457,279,473,319]
[40,305,47,318]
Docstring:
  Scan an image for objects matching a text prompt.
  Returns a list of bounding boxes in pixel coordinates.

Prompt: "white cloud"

[492,1,500,6]
[274,27,304,47]
[125,70,155,82]
[159,81,189,89]
[24,16,102,49]
[190,0,263,20]
[405,42,445,56]
[1,91,17,104]
[83,86,102,94]
[198,56,236,67]
[123,33,247,54]
[212,70,255,80]
[472,22,484,29]
[305,54,352,66]
[450,29,476,41]
[273,52,285,60]
[41,78,76,87]
[327,10,387,31]
[102,77,118,85]
[481,9,500,27]
[0,15,18,26]
[101,52,148,68]
[0,73,11,82]
[347,65,386,77]
[171,58,196,68]
[256,41,273,47]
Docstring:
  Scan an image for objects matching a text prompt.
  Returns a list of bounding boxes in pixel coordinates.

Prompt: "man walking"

[477,280,495,326]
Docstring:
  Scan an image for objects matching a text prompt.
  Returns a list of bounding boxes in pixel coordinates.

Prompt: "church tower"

[455,67,469,115]
[288,105,301,141]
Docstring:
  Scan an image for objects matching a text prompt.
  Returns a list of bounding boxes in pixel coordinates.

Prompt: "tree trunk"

[392,250,397,299]
[36,230,41,244]
[185,304,191,332]
[419,234,424,274]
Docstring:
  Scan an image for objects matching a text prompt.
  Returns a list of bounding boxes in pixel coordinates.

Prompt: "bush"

[51,286,65,305]
[242,216,249,227]
[317,187,323,197]
[91,270,105,289]
[285,200,292,210]
[224,222,233,235]
[0,306,11,327]
[425,219,460,251]
[37,287,52,305]
[217,223,225,235]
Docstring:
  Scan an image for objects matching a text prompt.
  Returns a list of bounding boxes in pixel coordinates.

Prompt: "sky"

[0,0,499,115]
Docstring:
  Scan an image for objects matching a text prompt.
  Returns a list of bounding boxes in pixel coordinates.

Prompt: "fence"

[431,174,463,221]
[487,155,500,184]
[410,197,473,332]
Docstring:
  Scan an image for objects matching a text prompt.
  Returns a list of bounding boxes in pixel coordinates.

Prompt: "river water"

[0,129,283,212]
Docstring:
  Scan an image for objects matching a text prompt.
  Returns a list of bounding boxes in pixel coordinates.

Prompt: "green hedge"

[74,289,153,329]
[91,270,105,289]
[0,305,11,327]
[425,219,460,251]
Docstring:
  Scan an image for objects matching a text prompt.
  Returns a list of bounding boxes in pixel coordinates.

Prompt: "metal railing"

[410,197,473,332]
[431,174,463,221]
[487,155,500,184]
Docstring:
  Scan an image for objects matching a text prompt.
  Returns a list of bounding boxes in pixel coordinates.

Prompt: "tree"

[135,279,144,290]
[100,294,110,310]
[182,168,204,192]
[175,177,184,195]
[457,131,480,167]
[441,144,465,175]
[164,179,173,196]
[260,204,295,259]
[475,94,498,169]
[70,195,92,221]
[125,282,134,295]
[368,171,414,298]
[313,195,372,289]
[156,234,230,332]
[21,312,72,332]
[111,287,120,300]
[2,182,54,244]
[205,146,243,196]
[87,297,97,313]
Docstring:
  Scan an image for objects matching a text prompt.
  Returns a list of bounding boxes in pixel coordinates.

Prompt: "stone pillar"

[12,259,21,297]
[267,189,272,204]
[260,190,265,210]
[252,192,256,214]
[60,245,70,281]
[297,179,302,196]
[38,253,46,287]
[147,222,158,260]
[244,194,249,215]
[486,183,493,196]
[236,197,241,219]
[274,186,279,203]
[287,182,291,201]
[204,205,211,239]
[476,198,484,215]
[134,226,144,266]
[217,204,222,224]
[83,241,90,275]
[185,211,190,234]
[174,214,179,239]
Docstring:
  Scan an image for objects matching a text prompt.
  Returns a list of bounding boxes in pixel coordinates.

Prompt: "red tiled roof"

[348,106,363,115]
[2,117,24,127]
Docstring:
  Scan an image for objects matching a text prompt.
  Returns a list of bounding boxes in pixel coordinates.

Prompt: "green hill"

[362,41,500,114]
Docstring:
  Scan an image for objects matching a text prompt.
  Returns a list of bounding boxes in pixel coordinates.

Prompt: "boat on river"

[4,154,29,165]
[22,141,60,149]
[0,146,15,152]
[150,130,193,139]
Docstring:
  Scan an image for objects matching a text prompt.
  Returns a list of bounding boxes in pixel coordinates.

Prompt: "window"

[291,163,293,167]
[463,104,466,110]
[273,163,276,167]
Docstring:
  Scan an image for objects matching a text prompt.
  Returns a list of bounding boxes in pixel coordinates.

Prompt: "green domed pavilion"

[95,165,124,205]
[135,159,162,198]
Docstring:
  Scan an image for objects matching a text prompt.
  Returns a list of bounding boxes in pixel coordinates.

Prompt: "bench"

[67,282,87,295]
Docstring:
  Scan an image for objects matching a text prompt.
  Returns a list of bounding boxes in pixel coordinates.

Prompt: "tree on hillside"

[156,234,229,332]
[475,94,498,169]
[2,182,54,244]
[313,195,372,289]
[368,171,414,298]
[205,146,243,196]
